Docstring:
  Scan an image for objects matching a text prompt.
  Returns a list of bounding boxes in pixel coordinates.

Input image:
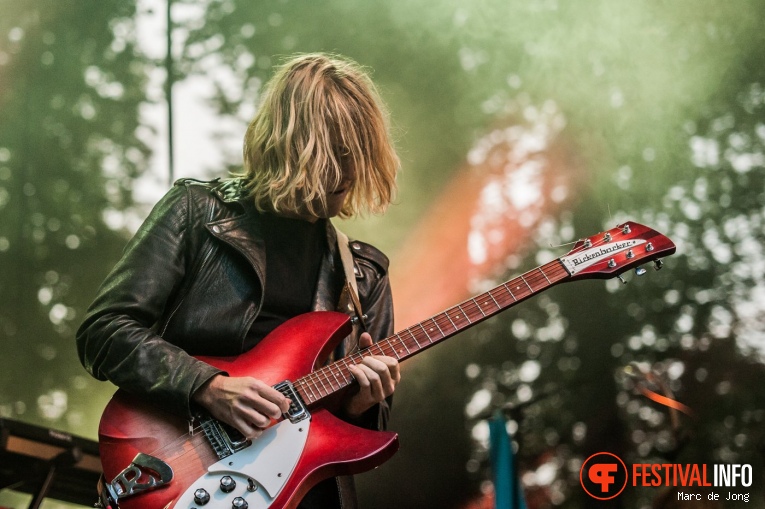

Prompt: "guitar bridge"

[274,380,309,423]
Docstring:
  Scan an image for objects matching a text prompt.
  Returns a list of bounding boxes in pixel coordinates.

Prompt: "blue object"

[489,412,527,509]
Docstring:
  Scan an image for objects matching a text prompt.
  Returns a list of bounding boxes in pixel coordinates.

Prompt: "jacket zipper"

[159,200,217,337]
[159,243,215,337]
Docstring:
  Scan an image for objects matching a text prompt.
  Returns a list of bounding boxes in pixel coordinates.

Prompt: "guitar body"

[98,311,399,509]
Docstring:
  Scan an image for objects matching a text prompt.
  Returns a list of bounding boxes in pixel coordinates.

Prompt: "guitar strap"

[333,225,369,509]
[333,224,367,332]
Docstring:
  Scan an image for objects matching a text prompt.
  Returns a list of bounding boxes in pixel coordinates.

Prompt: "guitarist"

[76,53,402,509]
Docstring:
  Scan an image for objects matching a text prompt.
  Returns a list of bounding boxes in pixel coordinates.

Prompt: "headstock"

[559,222,676,281]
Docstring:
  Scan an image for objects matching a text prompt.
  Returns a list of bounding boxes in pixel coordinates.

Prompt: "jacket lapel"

[206,209,267,289]
[206,201,345,314]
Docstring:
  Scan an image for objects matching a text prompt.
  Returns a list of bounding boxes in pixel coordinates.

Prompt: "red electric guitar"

[97,221,675,509]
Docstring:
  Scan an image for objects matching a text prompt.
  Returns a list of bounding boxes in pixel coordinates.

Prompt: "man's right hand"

[193,374,290,439]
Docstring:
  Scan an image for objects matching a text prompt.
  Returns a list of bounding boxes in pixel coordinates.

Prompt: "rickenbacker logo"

[560,240,643,275]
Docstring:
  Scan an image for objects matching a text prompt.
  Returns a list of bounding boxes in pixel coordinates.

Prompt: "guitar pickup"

[274,380,309,423]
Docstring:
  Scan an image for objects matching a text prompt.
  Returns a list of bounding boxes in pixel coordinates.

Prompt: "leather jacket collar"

[203,178,344,314]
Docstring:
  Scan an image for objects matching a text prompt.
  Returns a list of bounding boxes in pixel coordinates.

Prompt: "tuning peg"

[617,274,628,285]
[653,259,663,271]
[635,266,647,276]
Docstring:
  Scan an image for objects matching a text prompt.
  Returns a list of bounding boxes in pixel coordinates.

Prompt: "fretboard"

[293,259,570,406]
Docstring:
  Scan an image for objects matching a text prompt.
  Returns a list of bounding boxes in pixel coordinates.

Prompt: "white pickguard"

[175,419,309,508]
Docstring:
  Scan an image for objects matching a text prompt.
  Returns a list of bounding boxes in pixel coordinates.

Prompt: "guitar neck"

[293,259,571,406]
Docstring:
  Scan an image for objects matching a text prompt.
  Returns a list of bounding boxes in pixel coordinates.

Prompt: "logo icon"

[580,452,628,500]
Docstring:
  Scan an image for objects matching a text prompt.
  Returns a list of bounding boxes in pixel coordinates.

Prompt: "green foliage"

[0,0,150,438]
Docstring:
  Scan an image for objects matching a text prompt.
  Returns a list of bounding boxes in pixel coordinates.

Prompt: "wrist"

[193,373,223,406]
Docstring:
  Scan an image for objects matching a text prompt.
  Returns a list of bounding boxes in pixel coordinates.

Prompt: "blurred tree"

[0,0,151,438]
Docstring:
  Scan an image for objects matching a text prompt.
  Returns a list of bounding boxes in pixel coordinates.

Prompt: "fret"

[385,340,401,359]
[373,341,389,357]
[520,274,533,293]
[307,374,324,397]
[406,328,421,348]
[296,385,311,405]
[487,290,501,310]
[503,283,517,301]
[338,359,354,385]
[430,317,445,337]
[444,311,458,331]
[349,352,364,366]
[327,366,342,387]
[472,298,486,317]
[457,304,472,324]
[391,337,406,358]
[339,363,352,386]
[418,323,433,344]
[306,373,323,399]
[304,380,318,401]
[315,375,330,396]
[294,381,309,403]
[334,364,349,385]
[397,334,411,355]
[538,266,552,285]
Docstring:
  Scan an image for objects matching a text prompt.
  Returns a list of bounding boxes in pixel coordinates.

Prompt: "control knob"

[193,488,210,505]
[232,497,249,509]
[220,475,236,493]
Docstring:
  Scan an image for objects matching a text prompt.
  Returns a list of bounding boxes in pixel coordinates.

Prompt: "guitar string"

[134,226,641,461]
[298,263,565,393]
[295,224,645,401]
[295,261,570,402]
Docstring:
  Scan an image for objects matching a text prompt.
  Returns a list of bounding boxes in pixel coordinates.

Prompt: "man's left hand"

[343,332,401,418]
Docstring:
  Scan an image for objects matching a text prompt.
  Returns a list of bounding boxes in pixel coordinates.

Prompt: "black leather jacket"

[76,177,394,425]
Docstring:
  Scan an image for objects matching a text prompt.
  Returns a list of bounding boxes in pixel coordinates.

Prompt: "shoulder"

[349,239,390,275]
[172,177,251,215]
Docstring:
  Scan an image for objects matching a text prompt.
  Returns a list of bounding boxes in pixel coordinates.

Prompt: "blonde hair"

[242,53,399,218]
